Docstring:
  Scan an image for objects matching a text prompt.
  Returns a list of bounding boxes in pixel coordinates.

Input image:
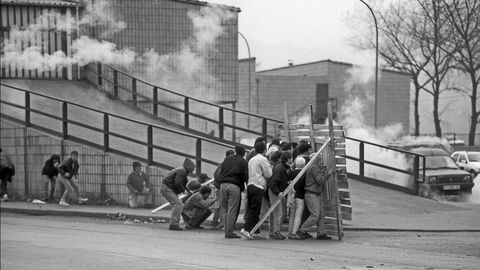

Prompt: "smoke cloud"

[0,0,129,72]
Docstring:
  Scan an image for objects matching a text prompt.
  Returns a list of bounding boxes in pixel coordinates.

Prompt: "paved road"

[1,213,478,270]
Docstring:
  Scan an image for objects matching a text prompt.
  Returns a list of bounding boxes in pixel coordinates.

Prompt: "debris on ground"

[107,212,166,224]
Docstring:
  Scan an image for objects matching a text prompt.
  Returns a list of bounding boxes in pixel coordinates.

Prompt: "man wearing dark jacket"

[267,151,293,240]
[219,145,248,238]
[57,151,88,206]
[42,154,61,202]
[212,149,235,229]
[161,158,196,231]
[297,155,334,240]
[0,148,15,202]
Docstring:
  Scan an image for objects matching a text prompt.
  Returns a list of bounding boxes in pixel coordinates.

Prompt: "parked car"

[451,151,480,176]
[411,147,474,199]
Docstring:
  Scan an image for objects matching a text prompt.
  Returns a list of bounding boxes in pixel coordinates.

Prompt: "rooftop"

[257,59,409,76]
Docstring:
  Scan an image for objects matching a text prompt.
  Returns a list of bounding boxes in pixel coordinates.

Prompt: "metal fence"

[84,63,283,144]
[0,83,235,176]
[1,120,170,206]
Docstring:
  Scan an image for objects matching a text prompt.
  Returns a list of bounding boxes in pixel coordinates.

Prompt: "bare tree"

[372,2,432,136]
[442,0,480,145]
[415,0,456,137]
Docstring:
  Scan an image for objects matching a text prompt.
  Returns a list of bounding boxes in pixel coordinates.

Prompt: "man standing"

[219,145,248,239]
[161,158,196,231]
[267,151,293,240]
[57,150,88,206]
[127,161,152,209]
[296,155,334,240]
[212,149,235,230]
[42,154,61,202]
[241,142,272,239]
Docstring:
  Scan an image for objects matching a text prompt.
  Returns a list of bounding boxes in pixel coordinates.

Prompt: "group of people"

[160,137,336,241]
[1,148,88,206]
[2,137,334,241]
[41,150,88,206]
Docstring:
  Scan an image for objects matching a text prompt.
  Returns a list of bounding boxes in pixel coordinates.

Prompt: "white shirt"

[247,153,273,190]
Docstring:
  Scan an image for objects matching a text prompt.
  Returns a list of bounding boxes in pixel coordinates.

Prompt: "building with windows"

[238,59,411,133]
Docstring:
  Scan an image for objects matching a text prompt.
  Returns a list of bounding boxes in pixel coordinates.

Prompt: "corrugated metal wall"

[0,4,72,79]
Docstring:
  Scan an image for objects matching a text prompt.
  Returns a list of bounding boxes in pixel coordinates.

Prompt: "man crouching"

[127,161,152,209]
[182,185,217,230]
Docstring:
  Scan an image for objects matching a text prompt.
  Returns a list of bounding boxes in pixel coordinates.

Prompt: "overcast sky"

[212,0,374,71]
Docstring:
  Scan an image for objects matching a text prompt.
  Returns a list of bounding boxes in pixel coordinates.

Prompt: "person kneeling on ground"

[182,185,217,230]
[127,161,152,209]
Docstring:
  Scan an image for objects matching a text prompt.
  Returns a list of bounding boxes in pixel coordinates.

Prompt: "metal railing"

[84,63,282,144]
[344,136,426,194]
[0,83,236,174]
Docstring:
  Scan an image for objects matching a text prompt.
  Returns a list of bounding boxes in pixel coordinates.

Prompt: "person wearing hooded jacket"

[161,158,196,231]
[42,154,61,202]
[267,151,293,240]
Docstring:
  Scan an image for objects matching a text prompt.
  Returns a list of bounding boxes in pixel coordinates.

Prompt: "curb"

[3,206,480,233]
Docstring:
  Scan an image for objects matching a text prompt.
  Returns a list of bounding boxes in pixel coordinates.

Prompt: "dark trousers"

[0,179,8,196]
[183,208,211,227]
[0,168,14,196]
[243,185,264,234]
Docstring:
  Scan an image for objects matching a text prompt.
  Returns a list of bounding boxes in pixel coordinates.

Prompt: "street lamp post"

[238,31,252,128]
[359,0,379,128]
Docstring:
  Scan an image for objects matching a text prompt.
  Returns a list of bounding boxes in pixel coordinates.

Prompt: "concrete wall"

[1,120,170,206]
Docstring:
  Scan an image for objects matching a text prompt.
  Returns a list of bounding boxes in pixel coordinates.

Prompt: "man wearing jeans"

[57,151,88,206]
[218,145,248,239]
[296,156,334,240]
[241,142,272,240]
[161,158,195,231]
[127,161,152,208]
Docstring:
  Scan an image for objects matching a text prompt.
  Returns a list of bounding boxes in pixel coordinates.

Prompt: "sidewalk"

[2,179,480,232]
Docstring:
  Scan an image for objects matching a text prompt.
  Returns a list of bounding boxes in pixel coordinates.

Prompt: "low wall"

[1,120,170,206]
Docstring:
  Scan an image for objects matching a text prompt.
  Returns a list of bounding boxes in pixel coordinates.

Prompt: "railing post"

[25,92,30,127]
[413,155,420,195]
[113,69,118,97]
[262,118,267,138]
[132,78,137,107]
[97,62,102,86]
[196,138,202,174]
[232,103,236,142]
[153,87,158,117]
[359,142,364,177]
[147,125,153,165]
[184,97,189,129]
[62,102,68,139]
[103,113,109,151]
[218,107,224,139]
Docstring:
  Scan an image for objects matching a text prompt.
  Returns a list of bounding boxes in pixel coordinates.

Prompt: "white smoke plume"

[72,36,135,66]
[138,5,235,101]
[341,66,411,186]
[1,0,128,72]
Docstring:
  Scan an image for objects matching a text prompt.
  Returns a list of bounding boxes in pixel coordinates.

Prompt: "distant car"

[411,147,474,199]
[451,151,480,176]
